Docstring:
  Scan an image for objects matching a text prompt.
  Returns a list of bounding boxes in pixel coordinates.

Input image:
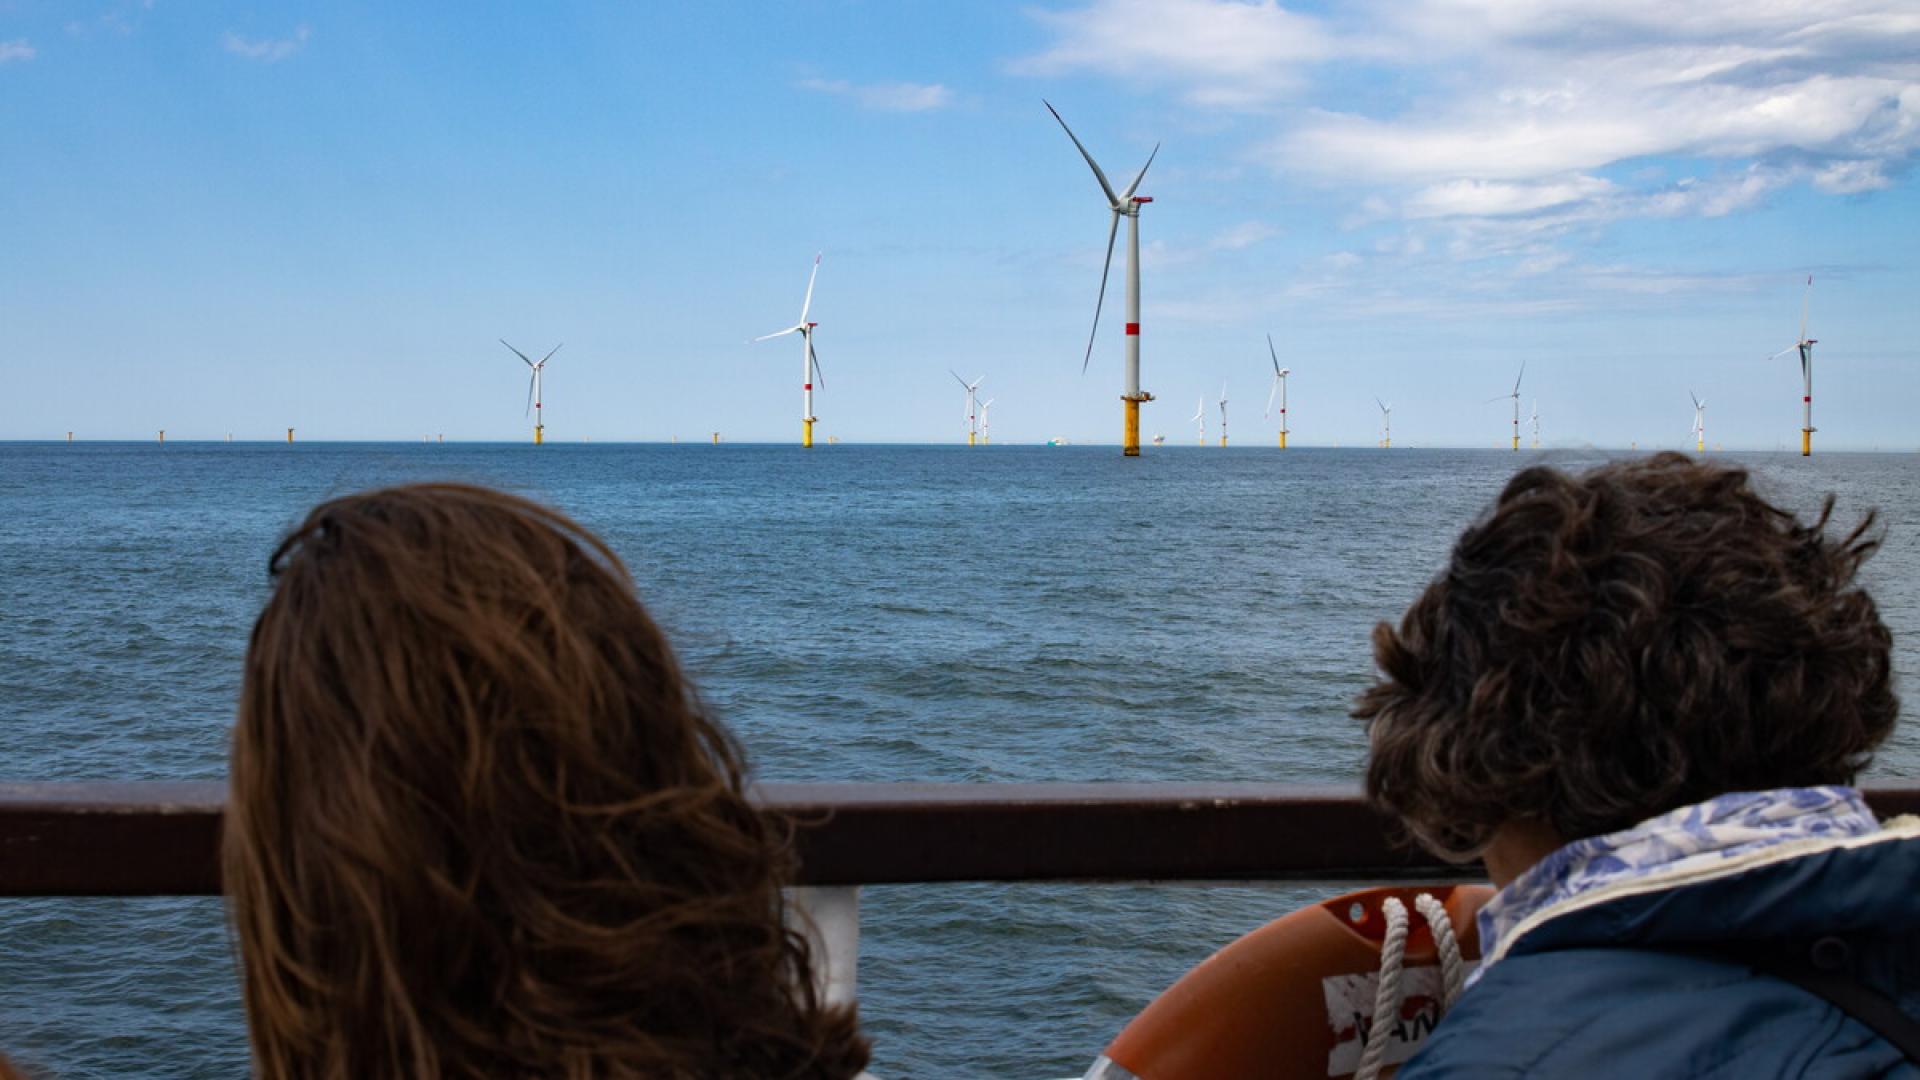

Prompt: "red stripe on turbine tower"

[1125,323,1140,335]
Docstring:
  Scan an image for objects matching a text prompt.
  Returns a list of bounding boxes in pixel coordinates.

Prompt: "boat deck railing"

[7,782,1920,1005]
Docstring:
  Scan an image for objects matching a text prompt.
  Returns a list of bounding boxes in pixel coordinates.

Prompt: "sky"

[2,0,1917,449]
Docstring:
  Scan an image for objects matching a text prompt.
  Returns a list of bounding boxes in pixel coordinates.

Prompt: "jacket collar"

[1476,788,1894,980]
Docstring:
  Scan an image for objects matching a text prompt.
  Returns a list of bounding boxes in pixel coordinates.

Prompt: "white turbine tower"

[952,370,985,446]
[1047,101,1159,457]
[1217,382,1229,447]
[1691,391,1707,453]
[981,398,996,445]
[1530,400,1541,449]
[752,254,826,448]
[1265,335,1290,449]
[1488,361,1525,451]
[1189,396,1206,446]
[1766,275,1818,456]
[1376,398,1393,449]
[500,340,560,445]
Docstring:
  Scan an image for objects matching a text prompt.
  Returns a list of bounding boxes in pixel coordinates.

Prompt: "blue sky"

[3,0,1916,448]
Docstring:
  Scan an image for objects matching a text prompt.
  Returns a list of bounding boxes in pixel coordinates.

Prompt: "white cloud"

[222,25,310,63]
[1209,220,1278,248]
[798,78,953,112]
[0,39,35,63]
[1022,0,1920,267]
[1013,0,1339,107]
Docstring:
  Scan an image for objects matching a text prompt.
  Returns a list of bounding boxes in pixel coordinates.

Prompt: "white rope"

[1414,892,1466,1010]
[1355,893,1467,1080]
[1354,896,1410,1080]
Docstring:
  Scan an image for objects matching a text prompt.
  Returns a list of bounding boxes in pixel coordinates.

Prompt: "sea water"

[2,443,1917,1078]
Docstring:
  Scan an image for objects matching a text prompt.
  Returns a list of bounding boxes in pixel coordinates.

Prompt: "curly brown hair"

[1356,453,1896,860]
[227,483,870,1080]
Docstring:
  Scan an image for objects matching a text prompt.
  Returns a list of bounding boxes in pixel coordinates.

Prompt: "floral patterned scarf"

[1472,786,1879,984]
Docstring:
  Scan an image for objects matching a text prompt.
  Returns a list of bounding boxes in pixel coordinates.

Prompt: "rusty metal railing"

[5,782,1920,896]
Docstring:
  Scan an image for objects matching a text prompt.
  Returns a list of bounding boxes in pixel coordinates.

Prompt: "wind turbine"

[1217,382,1229,447]
[981,398,996,445]
[952,370,985,446]
[1047,101,1159,457]
[1766,275,1818,456]
[1691,391,1707,453]
[752,254,826,448]
[1265,334,1290,449]
[1376,398,1393,449]
[1530,400,1540,449]
[1189,396,1206,446]
[501,340,560,445]
[1488,361,1525,451]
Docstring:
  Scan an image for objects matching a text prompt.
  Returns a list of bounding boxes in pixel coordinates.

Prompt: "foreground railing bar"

[4,782,1919,897]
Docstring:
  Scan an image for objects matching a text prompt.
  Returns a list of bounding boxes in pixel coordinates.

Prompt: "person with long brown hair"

[226,483,872,1079]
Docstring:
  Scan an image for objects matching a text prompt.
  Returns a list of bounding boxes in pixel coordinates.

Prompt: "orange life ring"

[1086,884,1493,1080]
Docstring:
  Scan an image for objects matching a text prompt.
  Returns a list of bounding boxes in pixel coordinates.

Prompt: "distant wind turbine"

[500,339,560,445]
[1047,101,1159,457]
[752,254,827,448]
[1217,382,1229,448]
[952,370,985,446]
[1765,275,1818,456]
[980,398,996,445]
[1530,400,1540,449]
[1487,361,1525,451]
[1189,396,1206,446]
[1265,335,1290,449]
[1376,398,1393,449]
[1691,391,1707,453]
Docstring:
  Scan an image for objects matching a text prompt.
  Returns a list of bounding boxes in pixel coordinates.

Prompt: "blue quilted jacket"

[1403,814,1920,1078]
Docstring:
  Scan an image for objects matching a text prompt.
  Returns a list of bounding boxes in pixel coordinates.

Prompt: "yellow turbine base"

[968,431,977,447]
[1123,399,1141,456]
[1802,429,1812,457]
[1278,431,1287,449]
[1512,436,1520,451]
[803,419,814,448]
[1698,439,1705,453]
[287,428,295,444]
[1220,436,1228,448]
[534,425,544,446]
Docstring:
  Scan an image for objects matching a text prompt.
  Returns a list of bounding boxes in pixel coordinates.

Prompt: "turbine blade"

[1691,390,1700,409]
[525,372,535,417]
[1266,376,1279,418]
[1766,345,1797,361]
[1268,333,1281,375]
[1082,209,1120,374]
[1800,274,1812,343]
[501,339,534,367]
[540,343,562,366]
[753,327,801,343]
[1119,143,1160,201]
[1045,101,1120,206]
[951,369,970,390]
[1513,359,1526,396]
[801,253,822,323]
[808,337,824,389]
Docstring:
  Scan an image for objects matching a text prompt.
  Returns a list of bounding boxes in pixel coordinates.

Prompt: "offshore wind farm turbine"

[1265,335,1290,449]
[980,398,996,445]
[1189,396,1206,446]
[1766,275,1818,456]
[500,340,560,445]
[1489,361,1526,451]
[1530,400,1540,449]
[1046,101,1159,457]
[1217,382,1229,447]
[752,254,827,447]
[1376,398,1393,449]
[952,370,985,446]
[1691,391,1707,452]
